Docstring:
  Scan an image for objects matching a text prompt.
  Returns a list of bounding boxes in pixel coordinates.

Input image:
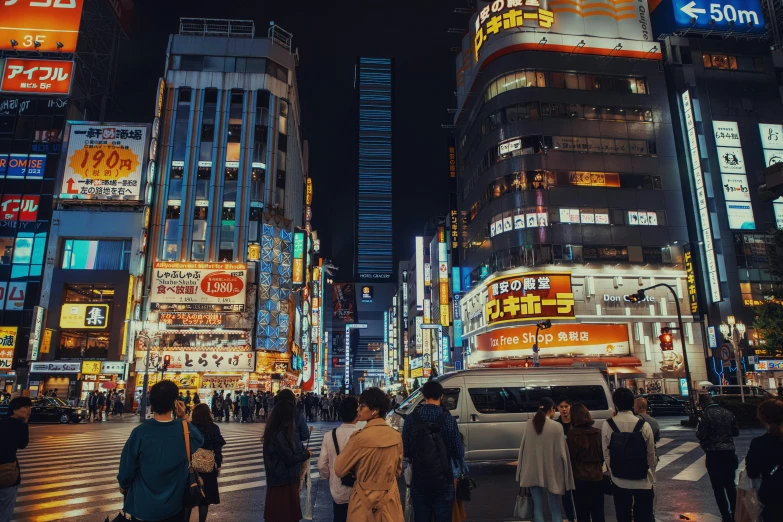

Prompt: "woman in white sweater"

[516,397,576,522]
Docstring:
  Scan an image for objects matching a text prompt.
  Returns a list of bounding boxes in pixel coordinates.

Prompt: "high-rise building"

[356,57,393,281]
[141,19,308,399]
[454,1,708,392]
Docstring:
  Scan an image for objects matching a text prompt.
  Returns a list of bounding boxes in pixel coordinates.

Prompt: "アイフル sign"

[1,59,74,95]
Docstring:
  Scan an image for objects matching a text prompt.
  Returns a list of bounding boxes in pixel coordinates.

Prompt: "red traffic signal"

[659,328,673,351]
[162,354,172,370]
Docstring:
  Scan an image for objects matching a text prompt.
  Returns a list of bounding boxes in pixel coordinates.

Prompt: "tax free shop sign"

[650,0,766,34]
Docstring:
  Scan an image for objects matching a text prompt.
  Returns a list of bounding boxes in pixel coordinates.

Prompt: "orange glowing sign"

[485,272,574,326]
[0,58,73,95]
[1,0,85,53]
[475,323,630,357]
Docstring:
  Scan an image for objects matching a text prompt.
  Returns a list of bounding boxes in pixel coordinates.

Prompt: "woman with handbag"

[263,399,312,522]
[745,399,783,522]
[515,397,575,522]
[566,404,605,522]
[186,404,226,522]
[118,381,204,522]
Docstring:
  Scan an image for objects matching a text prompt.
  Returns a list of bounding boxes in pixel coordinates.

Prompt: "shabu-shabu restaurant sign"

[151,262,247,311]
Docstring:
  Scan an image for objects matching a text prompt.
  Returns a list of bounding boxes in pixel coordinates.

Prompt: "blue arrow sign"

[671,0,766,32]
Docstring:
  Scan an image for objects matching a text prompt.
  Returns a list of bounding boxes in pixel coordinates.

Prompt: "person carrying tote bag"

[187,403,226,522]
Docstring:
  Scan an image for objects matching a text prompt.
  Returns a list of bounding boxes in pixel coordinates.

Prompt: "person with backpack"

[745,399,783,522]
[696,393,739,522]
[334,387,403,521]
[402,380,464,522]
[601,387,656,522]
[186,403,225,522]
[516,397,575,522]
[317,397,361,522]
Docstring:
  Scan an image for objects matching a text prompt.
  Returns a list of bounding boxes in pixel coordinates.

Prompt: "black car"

[0,397,87,423]
[640,393,688,417]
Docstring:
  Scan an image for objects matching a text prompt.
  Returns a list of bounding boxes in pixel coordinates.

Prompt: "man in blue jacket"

[118,380,203,522]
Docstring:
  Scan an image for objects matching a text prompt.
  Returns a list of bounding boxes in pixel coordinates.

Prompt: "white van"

[387,368,614,462]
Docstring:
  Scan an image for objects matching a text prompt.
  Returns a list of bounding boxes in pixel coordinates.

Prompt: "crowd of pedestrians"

[87,389,126,421]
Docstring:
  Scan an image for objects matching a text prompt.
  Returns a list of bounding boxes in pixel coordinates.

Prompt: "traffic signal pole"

[634,283,697,420]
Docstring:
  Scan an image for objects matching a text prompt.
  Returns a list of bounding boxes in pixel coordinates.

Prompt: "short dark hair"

[8,396,31,415]
[556,396,571,406]
[699,393,714,408]
[421,381,444,400]
[276,388,296,405]
[359,387,391,418]
[149,380,179,414]
[613,387,635,412]
[339,396,359,423]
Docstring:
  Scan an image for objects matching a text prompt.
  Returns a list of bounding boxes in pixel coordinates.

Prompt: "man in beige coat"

[335,388,404,522]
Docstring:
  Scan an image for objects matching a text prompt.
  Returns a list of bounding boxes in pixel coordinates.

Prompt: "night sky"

[112,1,466,280]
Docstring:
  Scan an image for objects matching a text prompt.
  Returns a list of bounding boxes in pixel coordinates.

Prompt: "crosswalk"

[11,422,330,522]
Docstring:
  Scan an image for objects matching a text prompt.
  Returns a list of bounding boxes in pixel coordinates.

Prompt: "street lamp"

[720,316,747,403]
[631,284,697,419]
[137,319,166,421]
[532,320,551,367]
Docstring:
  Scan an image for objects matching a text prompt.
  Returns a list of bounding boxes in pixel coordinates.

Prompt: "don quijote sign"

[603,293,656,305]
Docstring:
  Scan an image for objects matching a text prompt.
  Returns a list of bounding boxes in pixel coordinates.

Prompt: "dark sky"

[113,1,465,280]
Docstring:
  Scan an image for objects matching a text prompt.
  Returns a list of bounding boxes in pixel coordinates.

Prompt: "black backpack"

[410,411,452,495]
[606,418,649,480]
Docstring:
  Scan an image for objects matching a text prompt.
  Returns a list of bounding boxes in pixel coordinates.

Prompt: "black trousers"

[705,450,738,521]
[612,485,653,522]
[573,479,605,521]
[333,502,348,522]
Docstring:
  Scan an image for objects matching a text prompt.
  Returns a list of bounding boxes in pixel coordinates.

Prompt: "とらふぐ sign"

[60,123,148,201]
[1,59,74,96]
[485,272,574,326]
[151,262,247,310]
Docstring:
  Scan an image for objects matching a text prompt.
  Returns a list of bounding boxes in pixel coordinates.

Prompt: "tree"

[753,229,783,357]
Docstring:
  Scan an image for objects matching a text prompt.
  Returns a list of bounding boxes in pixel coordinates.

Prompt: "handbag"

[331,428,356,487]
[182,420,205,508]
[514,487,533,520]
[0,461,20,488]
[456,474,477,501]
[191,447,216,474]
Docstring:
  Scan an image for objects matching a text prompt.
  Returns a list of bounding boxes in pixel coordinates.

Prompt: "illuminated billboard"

[59,123,148,200]
[151,262,247,309]
[415,236,424,309]
[456,0,660,112]
[1,59,74,96]
[1,0,85,53]
[485,272,574,326]
[650,0,765,35]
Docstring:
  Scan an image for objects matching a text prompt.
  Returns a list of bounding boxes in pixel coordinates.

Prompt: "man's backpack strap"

[331,428,341,456]
[606,418,620,433]
[633,418,646,433]
[436,411,449,427]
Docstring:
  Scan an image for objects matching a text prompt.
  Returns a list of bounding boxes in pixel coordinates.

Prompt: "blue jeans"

[0,484,19,522]
[530,486,562,522]
[412,494,452,522]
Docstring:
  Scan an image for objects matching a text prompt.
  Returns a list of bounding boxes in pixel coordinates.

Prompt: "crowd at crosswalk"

[8,421,754,522]
[11,423,325,522]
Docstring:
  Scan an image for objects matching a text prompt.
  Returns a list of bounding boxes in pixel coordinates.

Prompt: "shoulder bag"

[191,427,216,473]
[331,428,356,487]
[454,458,476,501]
[0,461,19,488]
[514,487,533,520]
[182,420,205,508]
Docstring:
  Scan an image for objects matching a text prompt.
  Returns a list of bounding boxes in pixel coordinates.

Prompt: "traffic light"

[628,291,645,303]
[162,354,171,371]
[537,320,552,330]
[659,328,674,351]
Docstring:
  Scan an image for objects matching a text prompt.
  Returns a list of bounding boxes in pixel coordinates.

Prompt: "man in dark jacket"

[88,391,98,421]
[0,397,31,522]
[696,393,739,522]
[96,392,106,422]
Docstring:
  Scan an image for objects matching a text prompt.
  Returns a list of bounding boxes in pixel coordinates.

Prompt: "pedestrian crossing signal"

[659,328,674,351]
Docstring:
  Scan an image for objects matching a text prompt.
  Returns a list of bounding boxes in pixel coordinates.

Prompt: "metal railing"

[179,18,255,38]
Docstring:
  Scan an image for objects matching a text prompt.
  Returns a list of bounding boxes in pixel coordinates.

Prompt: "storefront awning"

[607,366,646,377]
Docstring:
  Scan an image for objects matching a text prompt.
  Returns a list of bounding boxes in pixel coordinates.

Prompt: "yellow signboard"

[40,329,53,354]
[60,303,110,329]
[81,360,102,375]
[0,326,16,370]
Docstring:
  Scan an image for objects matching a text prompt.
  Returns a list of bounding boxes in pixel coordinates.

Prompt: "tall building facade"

[139,20,308,402]
[454,1,708,393]
[0,0,129,394]
[356,57,393,281]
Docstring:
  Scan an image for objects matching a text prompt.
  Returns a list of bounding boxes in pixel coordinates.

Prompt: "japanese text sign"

[159,312,226,328]
[0,154,46,179]
[0,195,39,221]
[151,262,247,309]
[475,323,629,360]
[474,1,555,60]
[135,350,256,373]
[59,303,109,329]
[485,272,574,326]
[684,249,700,315]
[1,0,84,53]
[1,59,73,95]
[0,326,17,369]
[60,123,148,200]
[81,360,101,375]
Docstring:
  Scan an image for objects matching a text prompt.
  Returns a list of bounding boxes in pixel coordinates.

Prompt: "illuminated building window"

[61,239,132,270]
[171,89,191,162]
[163,205,180,261]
